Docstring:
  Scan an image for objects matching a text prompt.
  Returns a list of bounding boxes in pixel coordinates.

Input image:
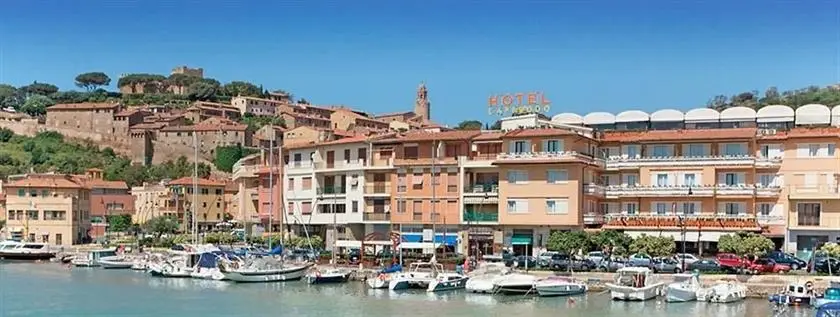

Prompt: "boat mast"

[332,173,337,266]
[268,137,274,252]
[192,130,198,244]
[431,140,438,262]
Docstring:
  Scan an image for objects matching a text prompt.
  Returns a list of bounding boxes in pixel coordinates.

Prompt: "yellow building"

[166,177,228,231]
[131,182,170,225]
[4,174,91,246]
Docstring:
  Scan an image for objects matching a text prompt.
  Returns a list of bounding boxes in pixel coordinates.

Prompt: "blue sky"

[1,1,839,126]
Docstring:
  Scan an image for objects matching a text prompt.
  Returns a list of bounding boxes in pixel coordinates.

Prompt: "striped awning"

[463,196,499,204]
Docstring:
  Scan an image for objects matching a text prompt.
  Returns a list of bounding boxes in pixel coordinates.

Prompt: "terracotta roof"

[759,127,840,140]
[130,122,167,130]
[375,111,414,118]
[383,130,482,142]
[167,177,226,187]
[70,175,129,190]
[333,129,356,137]
[602,128,757,143]
[504,128,577,138]
[5,175,85,189]
[473,131,505,141]
[160,118,248,132]
[47,103,120,111]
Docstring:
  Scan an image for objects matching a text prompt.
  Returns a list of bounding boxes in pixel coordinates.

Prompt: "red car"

[746,258,790,274]
[716,253,746,269]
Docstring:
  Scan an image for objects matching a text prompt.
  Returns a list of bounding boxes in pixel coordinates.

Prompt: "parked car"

[688,259,725,273]
[746,258,790,274]
[674,253,700,266]
[548,254,595,271]
[597,258,628,272]
[716,253,746,269]
[537,251,559,267]
[628,253,654,268]
[586,251,607,267]
[652,257,682,273]
[511,255,539,269]
[766,251,807,270]
[812,257,840,275]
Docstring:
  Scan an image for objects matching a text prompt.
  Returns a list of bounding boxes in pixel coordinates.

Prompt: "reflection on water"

[0,262,816,317]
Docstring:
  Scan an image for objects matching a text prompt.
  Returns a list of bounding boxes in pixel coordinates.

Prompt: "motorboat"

[366,264,403,289]
[605,267,663,301]
[665,272,702,302]
[131,255,150,271]
[534,276,587,297]
[191,250,232,281]
[465,263,511,294]
[492,273,538,295]
[769,281,816,306]
[305,267,351,284]
[697,282,747,303]
[427,272,469,292]
[219,256,311,283]
[71,248,118,267]
[815,288,840,308]
[0,242,55,261]
[148,247,203,278]
[99,255,133,269]
[389,260,444,291]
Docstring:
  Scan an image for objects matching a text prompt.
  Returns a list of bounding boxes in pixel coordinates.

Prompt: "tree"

[222,81,263,97]
[628,234,675,257]
[456,120,483,130]
[214,144,256,172]
[20,95,55,116]
[821,243,840,258]
[718,232,774,256]
[142,216,180,237]
[188,81,218,101]
[546,231,591,256]
[166,73,201,87]
[107,214,132,232]
[240,113,286,130]
[0,84,19,108]
[50,91,90,104]
[0,128,13,142]
[489,120,502,130]
[21,82,59,96]
[589,230,633,256]
[74,72,111,91]
[298,98,309,104]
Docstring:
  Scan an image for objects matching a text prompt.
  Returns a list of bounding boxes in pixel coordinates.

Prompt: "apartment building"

[231,96,280,116]
[131,182,170,225]
[4,174,92,246]
[166,177,228,231]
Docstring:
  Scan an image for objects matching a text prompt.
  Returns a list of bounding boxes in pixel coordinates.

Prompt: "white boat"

[535,276,587,297]
[427,272,469,292]
[605,267,663,301]
[219,256,311,283]
[0,242,55,261]
[465,263,511,294]
[697,282,747,303]
[367,273,392,289]
[305,267,351,284]
[492,273,538,295]
[131,255,149,271]
[389,261,444,291]
[191,250,231,281]
[99,255,133,269]
[665,273,702,302]
[148,248,202,278]
[71,248,117,267]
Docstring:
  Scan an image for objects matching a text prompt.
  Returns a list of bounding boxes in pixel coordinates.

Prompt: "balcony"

[369,157,394,169]
[363,213,391,222]
[790,213,840,229]
[363,184,391,196]
[317,186,346,195]
[314,159,366,171]
[756,214,785,226]
[285,161,313,174]
[464,183,499,195]
[755,186,783,197]
[605,185,715,198]
[789,185,840,200]
[463,153,498,167]
[584,184,605,196]
[394,157,458,166]
[755,157,783,169]
[583,212,605,225]
[495,151,604,167]
[463,210,499,223]
[605,155,755,170]
[715,185,756,196]
[602,213,760,231]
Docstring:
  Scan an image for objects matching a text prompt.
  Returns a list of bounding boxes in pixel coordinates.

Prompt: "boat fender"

[315,270,321,278]
[378,274,386,281]
[806,281,814,290]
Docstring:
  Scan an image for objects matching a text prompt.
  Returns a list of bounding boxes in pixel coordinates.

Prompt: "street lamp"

[678,215,687,272]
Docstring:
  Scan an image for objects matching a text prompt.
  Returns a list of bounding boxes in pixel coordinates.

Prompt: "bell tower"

[414,82,431,122]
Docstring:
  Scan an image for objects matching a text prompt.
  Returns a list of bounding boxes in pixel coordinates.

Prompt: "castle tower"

[414,82,431,122]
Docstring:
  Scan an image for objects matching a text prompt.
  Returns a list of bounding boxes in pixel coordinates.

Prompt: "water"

[0,262,814,317]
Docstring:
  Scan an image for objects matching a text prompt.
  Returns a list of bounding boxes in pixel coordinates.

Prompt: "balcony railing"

[463,210,499,222]
[364,184,390,194]
[496,151,602,165]
[605,185,715,197]
[584,184,605,196]
[469,153,499,161]
[464,183,499,194]
[755,156,783,168]
[286,161,313,169]
[756,214,785,225]
[369,157,394,167]
[789,185,840,198]
[363,213,390,221]
[715,185,757,196]
[791,213,840,228]
[602,213,760,230]
[315,159,366,170]
[317,186,346,195]
[583,212,605,224]
[606,155,755,168]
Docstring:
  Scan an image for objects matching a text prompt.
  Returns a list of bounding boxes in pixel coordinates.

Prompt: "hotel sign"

[488,92,551,116]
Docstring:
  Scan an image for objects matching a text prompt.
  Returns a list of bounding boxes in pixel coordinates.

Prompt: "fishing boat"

[465,263,510,294]
[815,288,840,309]
[305,266,351,284]
[366,263,403,289]
[389,260,444,291]
[768,281,816,306]
[99,255,133,269]
[0,242,55,261]
[534,276,587,297]
[492,273,538,295]
[427,272,469,292]
[71,248,117,267]
[605,267,663,301]
[697,282,747,303]
[665,272,702,302]
[219,256,311,283]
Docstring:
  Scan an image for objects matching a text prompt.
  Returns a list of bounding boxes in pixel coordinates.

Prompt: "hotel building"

[3,174,92,246]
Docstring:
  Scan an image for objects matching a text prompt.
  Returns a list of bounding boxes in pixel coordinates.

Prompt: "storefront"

[506,229,534,256]
[466,227,495,257]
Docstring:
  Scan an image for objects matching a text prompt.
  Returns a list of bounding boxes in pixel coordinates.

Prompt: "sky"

[1,0,839,126]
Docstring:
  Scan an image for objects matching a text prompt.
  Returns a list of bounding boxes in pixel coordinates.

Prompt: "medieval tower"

[414,82,431,122]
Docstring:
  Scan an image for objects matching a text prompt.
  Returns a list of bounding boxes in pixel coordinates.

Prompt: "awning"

[511,235,532,245]
[401,233,458,246]
[400,242,439,249]
[625,230,729,242]
[335,240,362,248]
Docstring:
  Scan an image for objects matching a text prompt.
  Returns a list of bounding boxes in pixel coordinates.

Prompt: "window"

[404,146,418,159]
[302,177,312,190]
[513,141,529,154]
[544,140,562,152]
[546,199,568,214]
[412,201,422,213]
[506,199,529,213]
[830,144,837,156]
[687,144,705,157]
[412,172,423,189]
[625,174,638,186]
[200,188,209,195]
[287,178,294,190]
[758,203,773,216]
[797,203,821,226]
[287,202,294,214]
[447,173,457,192]
[397,200,406,213]
[352,201,358,213]
[683,174,696,186]
[809,144,820,157]
[625,145,639,158]
[17,189,24,197]
[55,234,62,246]
[397,174,407,192]
[656,174,668,187]
[344,149,351,162]
[507,170,528,184]
[301,202,312,214]
[724,173,738,186]
[724,203,741,216]
[723,143,744,156]
[655,202,668,215]
[547,170,568,183]
[623,202,638,215]
[760,145,770,158]
[652,145,670,157]
[681,203,697,215]
[758,174,774,187]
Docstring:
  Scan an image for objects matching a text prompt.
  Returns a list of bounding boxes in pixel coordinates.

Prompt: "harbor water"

[0,262,814,317]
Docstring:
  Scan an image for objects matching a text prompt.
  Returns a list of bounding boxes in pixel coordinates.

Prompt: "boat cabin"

[0,241,23,250]
[615,267,654,288]
[408,261,444,274]
[88,249,118,261]
[786,282,815,298]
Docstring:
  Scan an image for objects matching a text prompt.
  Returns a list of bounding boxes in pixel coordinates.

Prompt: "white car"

[674,253,700,266]
[537,251,559,267]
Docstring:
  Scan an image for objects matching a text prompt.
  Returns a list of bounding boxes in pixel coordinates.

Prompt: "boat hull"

[223,265,311,283]
[606,283,662,301]
[493,284,535,295]
[306,272,350,284]
[665,286,698,302]
[0,252,55,261]
[535,284,587,297]
[814,298,840,309]
[466,278,496,294]
[367,276,390,289]
[428,276,469,292]
[769,294,812,306]
[697,283,746,303]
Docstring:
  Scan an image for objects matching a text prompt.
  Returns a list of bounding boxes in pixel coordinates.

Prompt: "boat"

[99,255,133,269]
[366,263,403,289]
[665,272,702,302]
[131,255,149,271]
[427,272,469,292]
[815,288,840,308]
[534,276,587,297]
[219,256,311,283]
[191,250,233,280]
[70,248,118,267]
[768,281,816,306]
[305,267,351,284]
[492,273,538,295]
[148,248,203,278]
[605,267,663,301]
[697,282,747,303]
[389,260,445,291]
[0,242,55,261]
[817,302,840,317]
[465,263,511,294]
